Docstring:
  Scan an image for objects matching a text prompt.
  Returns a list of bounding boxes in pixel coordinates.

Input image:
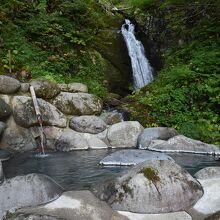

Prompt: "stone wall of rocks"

[0,76,143,152]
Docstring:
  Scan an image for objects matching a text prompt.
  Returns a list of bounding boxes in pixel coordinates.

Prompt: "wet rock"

[0,149,11,161]
[20,83,30,93]
[0,76,21,94]
[100,112,122,125]
[93,160,203,214]
[0,161,3,184]
[0,122,6,137]
[9,191,128,220]
[194,167,220,180]
[137,127,178,149]
[0,98,11,119]
[148,135,220,155]
[55,130,89,151]
[30,79,60,99]
[118,211,192,220]
[191,178,220,217]
[0,173,63,220]
[53,92,103,115]
[69,116,107,134]
[107,121,144,148]
[12,96,67,128]
[0,117,37,152]
[58,83,88,93]
[100,149,173,166]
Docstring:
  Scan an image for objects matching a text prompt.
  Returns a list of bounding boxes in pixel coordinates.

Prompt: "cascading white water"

[121,19,154,89]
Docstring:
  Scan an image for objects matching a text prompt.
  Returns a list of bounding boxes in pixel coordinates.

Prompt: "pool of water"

[2,149,220,191]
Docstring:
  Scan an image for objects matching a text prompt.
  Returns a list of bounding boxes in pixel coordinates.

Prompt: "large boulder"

[190,178,220,218]
[137,127,178,149]
[0,173,63,220]
[12,96,67,128]
[30,79,60,99]
[194,167,220,180]
[69,116,107,134]
[100,111,122,125]
[100,149,173,166]
[7,191,128,220]
[0,117,37,152]
[0,161,3,184]
[0,98,11,119]
[55,130,89,151]
[93,160,203,214]
[83,133,108,149]
[52,92,103,115]
[147,135,220,155]
[58,83,88,93]
[0,76,20,94]
[107,121,144,148]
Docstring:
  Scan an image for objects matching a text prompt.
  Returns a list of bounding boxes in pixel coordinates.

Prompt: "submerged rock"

[9,191,128,220]
[69,115,107,134]
[194,167,220,180]
[0,76,20,94]
[30,79,60,99]
[0,173,63,220]
[137,127,178,149]
[148,135,220,155]
[53,92,103,115]
[0,98,11,119]
[100,149,173,166]
[107,121,144,148]
[12,96,67,128]
[58,83,88,93]
[93,160,203,214]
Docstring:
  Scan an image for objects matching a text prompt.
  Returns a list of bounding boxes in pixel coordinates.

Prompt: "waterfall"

[121,19,154,89]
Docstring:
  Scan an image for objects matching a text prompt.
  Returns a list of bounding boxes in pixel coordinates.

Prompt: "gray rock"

[0,122,6,137]
[52,92,103,115]
[55,130,89,151]
[11,191,128,220]
[93,160,203,214]
[191,178,220,217]
[0,161,3,184]
[30,79,60,99]
[12,96,67,128]
[6,214,62,220]
[0,76,20,94]
[100,112,122,125]
[69,116,107,134]
[107,121,144,148]
[0,173,63,220]
[0,117,37,152]
[148,135,220,155]
[118,211,192,220]
[58,83,88,93]
[195,167,220,180]
[137,127,178,149]
[0,149,11,161]
[82,133,108,149]
[100,149,173,166]
[20,83,30,93]
[0,98,11,119]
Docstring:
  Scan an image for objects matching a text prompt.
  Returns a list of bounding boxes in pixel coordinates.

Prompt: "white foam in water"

[34,153,49,158]
[121,19,154,89]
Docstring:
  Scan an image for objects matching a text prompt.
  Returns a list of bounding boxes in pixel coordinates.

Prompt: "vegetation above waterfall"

[119,0,220,144]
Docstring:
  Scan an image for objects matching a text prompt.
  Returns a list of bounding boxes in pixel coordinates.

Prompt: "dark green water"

[3,149,220,191]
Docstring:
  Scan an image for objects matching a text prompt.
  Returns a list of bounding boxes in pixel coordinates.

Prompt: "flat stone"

[107,121,144,148]
[0,174,63,220]
[137,127,178,149]
[58,83,88,93]
[118,211,192,220]
[192,178,220,216]
[93,160,203,214]
[100,149,173,166]
[10,191,128,220]
[69,116,107,134]
[148,135,220,155]
[194,167,220,180]
[0,76,21,94]
[0,149,11,161]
